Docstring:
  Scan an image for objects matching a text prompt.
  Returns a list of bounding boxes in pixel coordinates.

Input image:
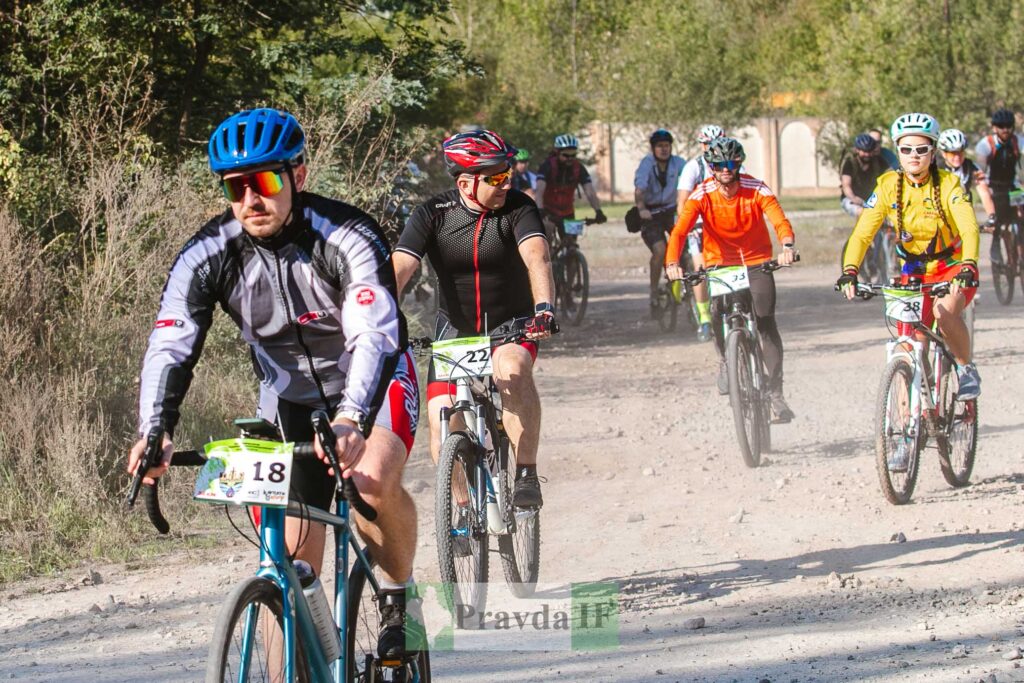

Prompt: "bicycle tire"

[656,286,678,333]
[347,555,432,683]
[561,250,589,326]
[727,331,762,467]
[206,576,311,683]
[992,229,1015,305]
[435,432,488,623]
[936,368,978,488]
[497,436,540,598]
[759,392,772,454]
[875,358,921,505]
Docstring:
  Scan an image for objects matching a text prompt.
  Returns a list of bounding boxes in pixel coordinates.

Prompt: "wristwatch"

[334,409,367,434]
[534,302,554,315]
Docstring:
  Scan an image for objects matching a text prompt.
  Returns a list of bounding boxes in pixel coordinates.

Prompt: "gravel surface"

[2,226,1022,683]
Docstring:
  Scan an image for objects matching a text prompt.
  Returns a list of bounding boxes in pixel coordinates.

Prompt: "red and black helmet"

[441,129,517,177]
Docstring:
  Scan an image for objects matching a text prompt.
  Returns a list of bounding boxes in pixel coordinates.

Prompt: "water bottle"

[294,560,341,662]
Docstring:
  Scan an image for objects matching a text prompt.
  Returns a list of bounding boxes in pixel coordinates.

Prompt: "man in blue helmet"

[126,108,421,660]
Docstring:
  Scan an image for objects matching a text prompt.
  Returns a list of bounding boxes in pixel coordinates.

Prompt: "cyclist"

[868,128,900,170]
[393,129,556,509]
[632,128,686,313]
[535,133,608,241]
[975,108,1024,265]
[938,128,997,226]
[511,148,537,199]
[665,137,798,422]
[126,108,421,660]
[841,133,893,282]
[837,112,981,405]
[675,124,727,341]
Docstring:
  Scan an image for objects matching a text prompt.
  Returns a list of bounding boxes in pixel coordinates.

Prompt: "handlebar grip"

[144,481,170,535]
[310,410,378,522]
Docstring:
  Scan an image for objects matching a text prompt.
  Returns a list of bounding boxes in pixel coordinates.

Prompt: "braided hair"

[894,161,952,242]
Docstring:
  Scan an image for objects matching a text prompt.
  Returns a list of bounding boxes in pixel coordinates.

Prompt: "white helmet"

[890,113,940,144]
[553,134,579,150]
[696,124,725,144]
[938,128,968,152]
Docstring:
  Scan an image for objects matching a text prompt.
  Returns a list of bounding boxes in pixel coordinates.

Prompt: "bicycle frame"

[250,499,377,683]
[438,376,512,537]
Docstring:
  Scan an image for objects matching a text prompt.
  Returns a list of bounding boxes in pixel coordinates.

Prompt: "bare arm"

[841,174,860,203]
[392,251,421,295]
[975,177,997,217]
[518,236,555,306]
[534,179,546,212]
[582,182,601,212]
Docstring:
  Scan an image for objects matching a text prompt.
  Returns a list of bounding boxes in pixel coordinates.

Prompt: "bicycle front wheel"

[655,286,678,333]
[206,576,310,683]
[937,368,978,488]
[436,432,488,622]
[726,331,762,467]
[497,440,541,597]
[875,358,921,505]
[993,229,1016,305]
[560,250,589,326]
[347,555,431,683]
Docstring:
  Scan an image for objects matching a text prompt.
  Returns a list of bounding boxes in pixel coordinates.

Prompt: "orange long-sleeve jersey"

[666,174,795,268]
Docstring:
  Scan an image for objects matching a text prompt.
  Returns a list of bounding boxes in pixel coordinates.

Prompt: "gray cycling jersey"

[137,192,406,436]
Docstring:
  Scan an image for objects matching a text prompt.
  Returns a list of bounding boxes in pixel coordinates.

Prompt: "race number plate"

[708,266,750,298]
[563,220,586,236]
[883,288,924,323]
[432,336,493,380]
[1009,190,1024,207]
[193,439,293,507]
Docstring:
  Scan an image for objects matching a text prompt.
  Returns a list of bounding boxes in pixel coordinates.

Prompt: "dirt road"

[2,223,1023,682]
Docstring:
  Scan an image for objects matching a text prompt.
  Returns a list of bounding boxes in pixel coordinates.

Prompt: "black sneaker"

[770,393,795,423]
[717,360,729,395]
[513,470,543,508]
[377,589,425,662]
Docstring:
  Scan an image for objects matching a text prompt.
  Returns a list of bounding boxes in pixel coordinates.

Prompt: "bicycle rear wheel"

[993,229,1016,305]
[206,576,311,683]
[727,331,762,467]
[497,436,541,598]
[936,368,978,488]
[560,250,589,326]
[347,555,431,683]
[435,432,488,622]
[875,358,921,505]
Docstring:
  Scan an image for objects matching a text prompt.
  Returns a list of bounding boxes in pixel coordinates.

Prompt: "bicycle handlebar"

[410,315,559,357]
[671,255,800,285]
[131,412,377,534]
[838,280,977,300]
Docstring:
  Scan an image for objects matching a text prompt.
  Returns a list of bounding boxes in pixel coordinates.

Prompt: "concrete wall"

[585,117,841,202]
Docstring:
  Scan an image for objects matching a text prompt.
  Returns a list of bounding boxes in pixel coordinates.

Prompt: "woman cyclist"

[837,113,981,399]
[937,128,997,229]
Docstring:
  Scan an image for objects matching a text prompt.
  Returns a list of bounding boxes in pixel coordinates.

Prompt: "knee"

[351,438,406,503]
[492,348,534,387]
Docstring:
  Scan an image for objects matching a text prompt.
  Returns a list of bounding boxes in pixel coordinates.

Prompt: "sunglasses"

[559,151,577,158]
[709,160,741,171]
[479,166,513,187]
[897,144,934,156]
[221,169,286,202]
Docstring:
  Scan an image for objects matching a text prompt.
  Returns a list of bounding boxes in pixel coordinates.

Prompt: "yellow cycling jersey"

[842,168,980,271]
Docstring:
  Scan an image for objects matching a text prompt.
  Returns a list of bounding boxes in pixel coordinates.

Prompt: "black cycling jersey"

[396,189,546,335]
[138,192,406,437]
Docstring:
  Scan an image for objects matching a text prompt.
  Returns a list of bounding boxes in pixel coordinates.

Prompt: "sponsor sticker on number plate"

[563,220,585,236]
[883,288,924,323]
[708,266,750,298]
[193,439,293,507]
[432,336,493,380]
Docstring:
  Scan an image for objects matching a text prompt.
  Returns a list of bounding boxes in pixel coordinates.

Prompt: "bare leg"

[427,393,469,505]
[934,292,971,365]
[491,344,540,466]
[650,240,667,299]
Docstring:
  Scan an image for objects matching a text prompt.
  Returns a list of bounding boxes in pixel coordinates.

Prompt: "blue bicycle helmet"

[854,133,879,152]
[208,108,306,174]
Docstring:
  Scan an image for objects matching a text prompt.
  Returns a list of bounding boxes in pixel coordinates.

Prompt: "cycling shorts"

[258,350,419,511]
[895,261,976,337]
[640,211,675,250]
[427,341,538,401]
